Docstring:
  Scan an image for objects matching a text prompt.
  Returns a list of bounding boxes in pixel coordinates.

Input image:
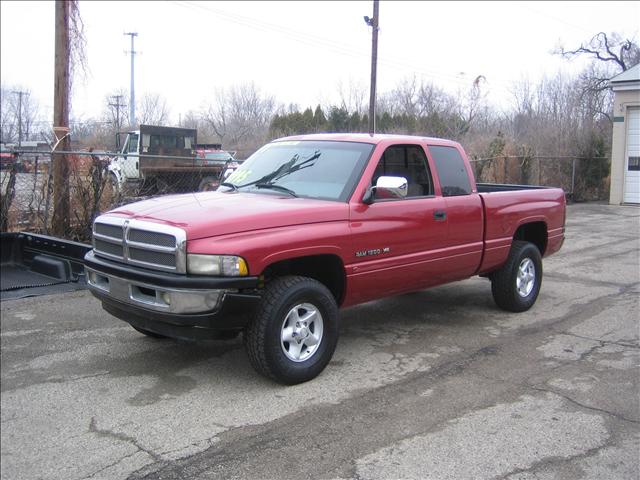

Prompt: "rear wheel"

[244,276,339,384]
[491,240,542,312]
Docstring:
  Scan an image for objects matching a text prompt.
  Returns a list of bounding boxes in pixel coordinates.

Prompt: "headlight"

[187,254,249,276]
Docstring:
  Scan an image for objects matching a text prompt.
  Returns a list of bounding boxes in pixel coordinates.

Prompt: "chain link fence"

[1,149,610,242]
[0,148,241,242]
[470,155,610,202]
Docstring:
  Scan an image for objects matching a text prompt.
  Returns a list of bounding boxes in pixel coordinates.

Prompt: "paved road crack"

[82,450,140,480]
[89,417,164,463]
[497,441,614,480]
[553,331,639,350]
[528,385,640,425]
[472,370,640,426]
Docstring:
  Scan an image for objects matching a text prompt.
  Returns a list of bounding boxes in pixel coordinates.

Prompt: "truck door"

[121,133,140,180]
[348,144,449,304]
[427,145,483,279]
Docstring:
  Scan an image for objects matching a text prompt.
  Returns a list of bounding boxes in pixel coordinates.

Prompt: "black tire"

[244,276,339,385]
[131,325,168,339]
[491,240,543,312]
[198,176,220,191]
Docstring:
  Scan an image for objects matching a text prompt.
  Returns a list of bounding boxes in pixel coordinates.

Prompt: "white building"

[609,64,640,205]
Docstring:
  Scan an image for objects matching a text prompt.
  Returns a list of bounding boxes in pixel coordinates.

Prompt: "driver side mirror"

[363,176,408,204]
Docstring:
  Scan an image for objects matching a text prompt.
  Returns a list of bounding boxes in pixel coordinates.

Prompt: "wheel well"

[261,255,346,305]
[514,222,547,255]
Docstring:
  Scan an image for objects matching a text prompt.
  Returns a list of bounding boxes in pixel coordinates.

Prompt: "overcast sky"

[1,1,639,126]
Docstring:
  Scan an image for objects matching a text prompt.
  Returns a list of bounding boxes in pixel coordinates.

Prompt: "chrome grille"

[94,239,124,257]
[95,223,123,239]
[92,216,187,273]
[128,247,176,267]
[128,229,175,247]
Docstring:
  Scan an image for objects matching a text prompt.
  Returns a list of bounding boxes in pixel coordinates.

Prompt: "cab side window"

[127,134,139,153]
[372,145,434,199]
[428,145,472,196]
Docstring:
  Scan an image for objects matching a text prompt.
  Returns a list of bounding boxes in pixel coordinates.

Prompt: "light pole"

[364,0,379,136]
[124,32,138,127]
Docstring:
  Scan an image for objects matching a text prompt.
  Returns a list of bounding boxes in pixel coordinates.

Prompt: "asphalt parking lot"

[1,202,639,480]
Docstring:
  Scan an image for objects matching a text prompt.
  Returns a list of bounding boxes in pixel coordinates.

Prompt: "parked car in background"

[194,144,239,191]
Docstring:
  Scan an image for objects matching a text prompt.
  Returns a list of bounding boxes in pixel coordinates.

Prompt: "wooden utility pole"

[109,95,126,133]
[367,0,379,136]
[12,91,27,146]
[52,0,70,236]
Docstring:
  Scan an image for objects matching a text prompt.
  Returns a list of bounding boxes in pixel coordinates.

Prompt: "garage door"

[624,107,640,204]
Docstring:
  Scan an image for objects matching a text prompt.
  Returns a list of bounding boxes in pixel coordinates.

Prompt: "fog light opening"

[160,291,171,305]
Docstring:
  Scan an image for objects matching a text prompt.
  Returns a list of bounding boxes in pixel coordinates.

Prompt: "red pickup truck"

[85,134,565,384]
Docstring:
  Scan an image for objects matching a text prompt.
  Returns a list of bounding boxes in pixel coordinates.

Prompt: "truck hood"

[105,191,349,240]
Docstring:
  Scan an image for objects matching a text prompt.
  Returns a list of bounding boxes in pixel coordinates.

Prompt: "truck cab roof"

[274,133,462,148]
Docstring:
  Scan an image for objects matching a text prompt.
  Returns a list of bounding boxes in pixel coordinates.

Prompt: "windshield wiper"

[254,183,298,197]
[238,151,321,190]
[219,182,238,192]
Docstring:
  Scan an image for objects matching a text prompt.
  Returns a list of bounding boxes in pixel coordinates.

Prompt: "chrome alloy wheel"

[280,303,324,362]
[516,258,536,297]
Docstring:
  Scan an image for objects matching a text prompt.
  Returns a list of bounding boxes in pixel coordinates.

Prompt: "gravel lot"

[1,202,638,480]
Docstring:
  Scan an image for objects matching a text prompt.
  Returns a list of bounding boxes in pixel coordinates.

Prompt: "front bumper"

[84,250,261,340]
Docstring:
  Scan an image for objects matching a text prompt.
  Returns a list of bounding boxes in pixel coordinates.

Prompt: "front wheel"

[491,241,543,312]
[244,276,339,384]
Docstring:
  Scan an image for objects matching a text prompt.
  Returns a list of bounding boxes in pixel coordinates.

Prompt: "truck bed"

[476,184,566,274]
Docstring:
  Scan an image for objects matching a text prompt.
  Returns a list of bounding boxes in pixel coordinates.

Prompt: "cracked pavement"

[1,202,639,480]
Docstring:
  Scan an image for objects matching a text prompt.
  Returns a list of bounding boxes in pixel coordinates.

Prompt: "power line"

[173,1,515,93]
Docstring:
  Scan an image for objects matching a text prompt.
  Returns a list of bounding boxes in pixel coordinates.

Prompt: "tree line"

[2,31,638,200]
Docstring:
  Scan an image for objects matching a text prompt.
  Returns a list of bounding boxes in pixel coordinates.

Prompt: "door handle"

[434,210,447,221]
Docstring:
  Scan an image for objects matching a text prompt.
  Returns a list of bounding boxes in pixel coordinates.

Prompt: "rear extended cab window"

[428,145,472,196]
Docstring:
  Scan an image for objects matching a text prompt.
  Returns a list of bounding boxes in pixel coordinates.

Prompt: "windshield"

[223,140,374,202]
[204,152,233,161]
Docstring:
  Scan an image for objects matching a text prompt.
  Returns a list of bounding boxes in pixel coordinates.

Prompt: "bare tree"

[180,110,201,130]
[556,32,639,122]
[1,84,17,143]
[387,76,419,117]
[0,85,41,144]
[558,32,640,74]
[337,79,368,114]
[19,91,41,142]
[202,83,275,153]
[137,93,170,126]
[462,75,488,127]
